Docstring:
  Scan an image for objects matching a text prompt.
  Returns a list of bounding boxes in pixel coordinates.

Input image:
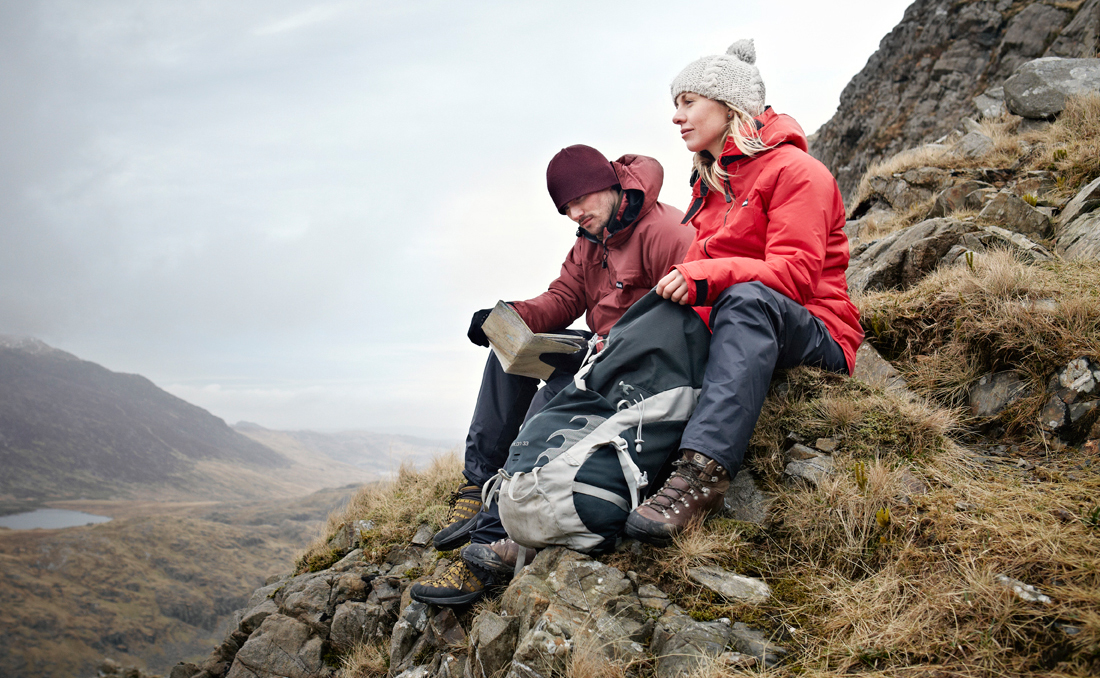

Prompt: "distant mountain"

[0,334,293,501]
[233,424,458,476]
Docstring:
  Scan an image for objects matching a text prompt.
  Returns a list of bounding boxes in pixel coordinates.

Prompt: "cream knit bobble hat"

[670,39,765,117]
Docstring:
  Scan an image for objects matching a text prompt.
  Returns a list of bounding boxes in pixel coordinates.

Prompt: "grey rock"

[958,225,1053,263]
[1004,57,1100,119]
[847,218,977,293]
[411,523,435,546]
[394,668,431,678]
[995,574,1053,604]
[1060,358,1099,395]
[330,601,385,649]
[687,566,770,604]
[1041,395,1069,431]
[468,611,518,678]
[1057,211,1100,262]
[1058,175,1100,227]
[501,548,649,674]
[852,341,915,401]
[728,622,789,668]
[974,86,1006,118]
[225,614,328,678]
[786,443,821,461]
[784,455,835,486]
[722,470,776,526]
[1069,400,1099,424]
[238,598,278,635]
[169,663,201,678]
[432,654,463,678]
[390,602,431,672]
[924,180,994,216]
[954,131,994,158]
[651,613,730,678]
[1047,0,1100,59]
[978,192,1052,239]
[970,371,1030,417]
[637,584,671,614]
[430,607,467,647]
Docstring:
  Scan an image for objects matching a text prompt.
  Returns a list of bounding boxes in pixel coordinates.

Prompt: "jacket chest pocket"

[704,200,766,259]
[609,267,647,292]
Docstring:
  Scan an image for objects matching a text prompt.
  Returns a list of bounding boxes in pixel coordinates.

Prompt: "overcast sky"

[1,0,912,441]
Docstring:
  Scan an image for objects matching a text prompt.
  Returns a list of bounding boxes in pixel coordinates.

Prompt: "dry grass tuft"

[850,93,1100,216]
[296,453,464,569]
[336,640,389,678]
[857,251,1100,432]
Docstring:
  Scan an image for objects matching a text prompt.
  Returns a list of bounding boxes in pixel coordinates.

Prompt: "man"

[410,144,692,606]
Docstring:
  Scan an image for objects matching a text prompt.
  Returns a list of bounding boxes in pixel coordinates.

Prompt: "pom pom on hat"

[670,38,765,117]
[726,39,756,64]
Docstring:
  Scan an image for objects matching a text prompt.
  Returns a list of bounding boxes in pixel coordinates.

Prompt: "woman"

[625,39,864,545]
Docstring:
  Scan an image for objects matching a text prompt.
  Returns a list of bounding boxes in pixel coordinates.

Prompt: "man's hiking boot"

[408,556,492,607]
[625,450,730,546]
[433,483,482,551]
[463,539,537,577]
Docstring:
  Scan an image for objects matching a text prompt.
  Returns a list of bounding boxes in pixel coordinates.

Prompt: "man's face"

[563,188,620,240]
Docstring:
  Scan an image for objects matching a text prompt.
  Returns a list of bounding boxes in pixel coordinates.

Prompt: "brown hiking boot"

[433,483,482,551]
[624,450,730,546]
[463,539,537,577]
[408,556,492,607]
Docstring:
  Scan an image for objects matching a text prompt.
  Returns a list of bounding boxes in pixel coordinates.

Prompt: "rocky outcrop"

[810,0,1100,202]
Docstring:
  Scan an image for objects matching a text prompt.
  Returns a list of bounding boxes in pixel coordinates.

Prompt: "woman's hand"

[656,269,691,305]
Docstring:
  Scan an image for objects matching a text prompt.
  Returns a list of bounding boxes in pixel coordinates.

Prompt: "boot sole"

[409,586,485,607]
[624,513,678,547]
[433,515,478,551]
[463,546,520,577]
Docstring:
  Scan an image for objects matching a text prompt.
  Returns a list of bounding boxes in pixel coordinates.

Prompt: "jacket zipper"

[702,185,737,259]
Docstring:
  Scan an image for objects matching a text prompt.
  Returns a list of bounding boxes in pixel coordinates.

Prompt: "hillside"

[0,487,364,678]
[810,0,1099,202]
[0,336,384,505]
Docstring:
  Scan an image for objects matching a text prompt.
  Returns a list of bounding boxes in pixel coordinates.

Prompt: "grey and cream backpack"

[484,291,711,553]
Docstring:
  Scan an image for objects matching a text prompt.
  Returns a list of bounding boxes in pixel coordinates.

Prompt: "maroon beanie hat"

[546,145,620,214]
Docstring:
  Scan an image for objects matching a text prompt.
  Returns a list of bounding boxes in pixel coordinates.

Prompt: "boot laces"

[643,458,709,513]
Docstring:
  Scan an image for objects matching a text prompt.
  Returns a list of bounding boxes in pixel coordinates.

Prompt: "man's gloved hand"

[538,349,587,375]
[467,308,493,347]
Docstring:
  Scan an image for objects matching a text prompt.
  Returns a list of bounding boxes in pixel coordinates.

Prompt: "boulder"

[784,454,835,486]
[954,131,994,159]
[225,614,329,678]
[847,218,976,293]
[330,601,386,649]
[721,470,776,525]
[852,341,914,401]
[978,192,1052,239]
[973,86,1006,118]
[970,371,1030,417]
[650,613,730,678]
[468,611,518,678]
[728,622,789,668]
[1004,57,1100,119]
[1056,211,1100,262]
[927,180,994,218]
[1058,175,1100,227]
[500,548,650,676]
[687,566,771,604]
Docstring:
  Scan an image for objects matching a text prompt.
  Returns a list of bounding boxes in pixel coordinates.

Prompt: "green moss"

[299,548,342,574]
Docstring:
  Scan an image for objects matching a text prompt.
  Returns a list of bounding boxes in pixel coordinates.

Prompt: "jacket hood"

[685,109,808,207]
[611,153,664,218]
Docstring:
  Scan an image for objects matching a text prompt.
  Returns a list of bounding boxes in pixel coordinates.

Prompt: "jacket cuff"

[674,263,709,306]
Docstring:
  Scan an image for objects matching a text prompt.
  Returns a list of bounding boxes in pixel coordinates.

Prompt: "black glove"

[538,348,587,375]
[467,308,493,347]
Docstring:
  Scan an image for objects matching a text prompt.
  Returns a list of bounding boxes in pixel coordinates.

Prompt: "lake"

[0,508,113,530]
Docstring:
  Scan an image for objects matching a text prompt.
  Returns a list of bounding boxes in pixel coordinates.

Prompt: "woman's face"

[673,93,729,156]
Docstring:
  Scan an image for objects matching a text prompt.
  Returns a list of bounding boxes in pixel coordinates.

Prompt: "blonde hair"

[693,104,772,194]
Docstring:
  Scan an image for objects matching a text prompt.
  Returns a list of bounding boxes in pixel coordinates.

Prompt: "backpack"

[484,291,711,553]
